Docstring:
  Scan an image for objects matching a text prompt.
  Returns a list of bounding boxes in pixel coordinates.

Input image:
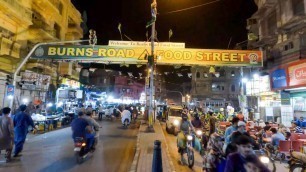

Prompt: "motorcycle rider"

[71,111,94,152]
[191,112,202,128]
[177,111,195,164]
[83,111,101,150]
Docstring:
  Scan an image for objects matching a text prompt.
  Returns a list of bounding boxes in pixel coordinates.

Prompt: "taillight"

[75,142,82,147]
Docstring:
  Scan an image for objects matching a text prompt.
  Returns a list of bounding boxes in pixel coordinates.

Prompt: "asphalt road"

[0,118,138,172]
[161,122,202,172]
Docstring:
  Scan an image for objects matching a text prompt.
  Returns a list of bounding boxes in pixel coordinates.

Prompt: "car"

[165,106,183,136]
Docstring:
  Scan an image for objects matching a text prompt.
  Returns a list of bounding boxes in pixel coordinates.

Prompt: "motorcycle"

[254,149,276,172]
[122,118,130,128]
[178,131,195,168]
[74,137,89,164]
[289,151,306,172]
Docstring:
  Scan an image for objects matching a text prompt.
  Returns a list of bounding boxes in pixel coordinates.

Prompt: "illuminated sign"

[108,40,185,48]
[288,61,306,87]
[31,45,263,67]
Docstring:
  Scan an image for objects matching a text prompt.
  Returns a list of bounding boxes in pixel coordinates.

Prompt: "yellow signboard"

[32,45,262,67]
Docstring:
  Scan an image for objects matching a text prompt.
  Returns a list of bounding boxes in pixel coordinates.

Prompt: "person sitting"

[265,128,285,153]
[296,116,306,128]
[292,121,304,133]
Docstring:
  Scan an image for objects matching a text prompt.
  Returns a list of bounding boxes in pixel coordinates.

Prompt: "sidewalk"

[130,121,176,172]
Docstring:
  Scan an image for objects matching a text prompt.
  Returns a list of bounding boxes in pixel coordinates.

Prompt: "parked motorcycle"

[289,151,306,172]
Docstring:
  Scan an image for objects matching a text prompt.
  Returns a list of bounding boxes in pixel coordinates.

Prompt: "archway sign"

[31,41,263,67]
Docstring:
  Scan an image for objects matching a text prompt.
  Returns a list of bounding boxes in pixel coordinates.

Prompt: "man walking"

[13,105,35,157]
[0,107,14,162]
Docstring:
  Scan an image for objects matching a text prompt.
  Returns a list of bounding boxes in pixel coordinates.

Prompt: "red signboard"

[288,61,306,87]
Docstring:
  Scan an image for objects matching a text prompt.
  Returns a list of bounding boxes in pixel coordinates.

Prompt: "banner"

[31,45,263,67]
[281,91,291,105]
[6,85,14,97]
[270,68,287,89]
[288,61,306,87]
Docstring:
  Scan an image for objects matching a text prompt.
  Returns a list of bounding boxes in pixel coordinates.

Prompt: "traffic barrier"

[152,140,162,172]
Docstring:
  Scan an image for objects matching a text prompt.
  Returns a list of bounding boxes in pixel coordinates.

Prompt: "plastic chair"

[278,140,292,153]
[290,133,301,141]
[291,141,304,152]
[299,134,306,139]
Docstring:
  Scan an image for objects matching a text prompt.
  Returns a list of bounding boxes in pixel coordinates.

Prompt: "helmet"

[220,108,224,112]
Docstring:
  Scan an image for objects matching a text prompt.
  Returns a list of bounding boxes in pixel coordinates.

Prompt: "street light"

[242,78,248,83]
[253,73,259,79]
[22,98,28,104]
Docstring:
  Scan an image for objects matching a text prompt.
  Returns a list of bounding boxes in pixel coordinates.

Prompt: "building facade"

[247,0,306,125]
[190,66,242,111]
[0,0,82,108]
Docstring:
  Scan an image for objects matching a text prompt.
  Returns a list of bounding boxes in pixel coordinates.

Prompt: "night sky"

[72,0,257,87]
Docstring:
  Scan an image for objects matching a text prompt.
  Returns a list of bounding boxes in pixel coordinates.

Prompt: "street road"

[0,119,138,172]
[161,122,202,172]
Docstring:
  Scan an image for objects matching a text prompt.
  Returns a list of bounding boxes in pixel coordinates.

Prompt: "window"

[293,0,305,16]
[267,12,277,36]
[196,72,200,78]
[212,82,225,91]
[231,85,236,92]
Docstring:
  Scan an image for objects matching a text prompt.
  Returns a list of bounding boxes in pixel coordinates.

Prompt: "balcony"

[0,0,32,26]
[67,24,83,38]
[0,37,21,58]
[28,18,59,42]
[32,0,61,15]
[253,0,277,18]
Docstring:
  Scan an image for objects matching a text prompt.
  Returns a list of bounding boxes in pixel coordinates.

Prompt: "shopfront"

[286,60,306,119]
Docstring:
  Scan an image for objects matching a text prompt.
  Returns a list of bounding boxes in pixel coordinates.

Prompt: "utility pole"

[147,0,157,130]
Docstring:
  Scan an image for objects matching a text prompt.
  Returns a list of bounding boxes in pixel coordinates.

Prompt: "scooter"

[74,137,89,164]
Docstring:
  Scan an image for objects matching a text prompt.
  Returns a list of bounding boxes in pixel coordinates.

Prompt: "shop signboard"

[288,61,306,87]
[31,45,263,67]
[21,71,51,91]
[281,91,291,105]
[270,68,287,89]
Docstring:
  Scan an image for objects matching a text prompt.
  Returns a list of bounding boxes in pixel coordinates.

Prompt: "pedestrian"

[13,105,36,157]
[0,107,14,162]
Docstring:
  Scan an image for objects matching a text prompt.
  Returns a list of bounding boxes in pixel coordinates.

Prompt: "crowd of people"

[176,107,287,172]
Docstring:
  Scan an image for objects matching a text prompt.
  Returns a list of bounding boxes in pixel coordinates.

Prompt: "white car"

[165,106,183,136]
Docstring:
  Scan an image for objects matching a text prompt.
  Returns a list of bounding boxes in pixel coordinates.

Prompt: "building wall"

[114,76,144,100]
[0,0,83,108]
